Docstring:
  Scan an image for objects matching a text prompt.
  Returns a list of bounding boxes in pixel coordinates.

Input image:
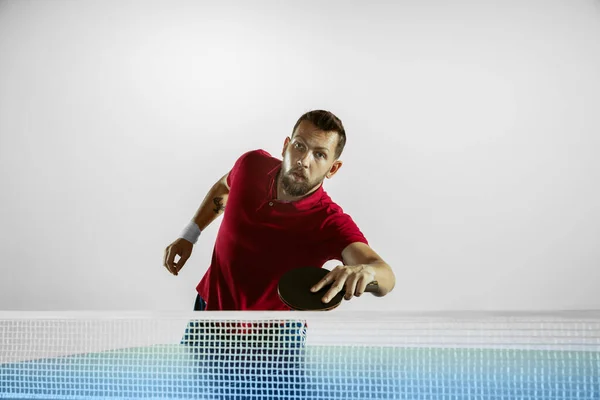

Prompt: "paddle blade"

[277,267,343,311]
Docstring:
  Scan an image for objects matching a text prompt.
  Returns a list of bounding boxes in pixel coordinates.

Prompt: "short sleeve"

[226,150,254,189]
[321,212,369,262]
[226,149,272,189]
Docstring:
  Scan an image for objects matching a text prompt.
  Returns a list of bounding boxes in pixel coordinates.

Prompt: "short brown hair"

[292,110,346,159]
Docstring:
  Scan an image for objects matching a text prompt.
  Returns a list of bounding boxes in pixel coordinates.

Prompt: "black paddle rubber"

[277,267,346,311]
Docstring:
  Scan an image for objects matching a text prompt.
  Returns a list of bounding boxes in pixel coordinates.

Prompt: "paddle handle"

[365,281,379,293]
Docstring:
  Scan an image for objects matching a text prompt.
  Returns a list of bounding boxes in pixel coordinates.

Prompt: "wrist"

[180,221,201,244]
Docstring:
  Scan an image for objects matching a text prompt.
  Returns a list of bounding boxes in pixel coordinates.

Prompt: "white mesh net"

[1,310,599,399]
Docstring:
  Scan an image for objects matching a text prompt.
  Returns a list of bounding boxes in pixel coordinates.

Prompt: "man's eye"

[316,152,325,158]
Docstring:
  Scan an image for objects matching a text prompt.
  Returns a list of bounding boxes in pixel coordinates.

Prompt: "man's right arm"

[191,172,230,231]
[163,172,230,275]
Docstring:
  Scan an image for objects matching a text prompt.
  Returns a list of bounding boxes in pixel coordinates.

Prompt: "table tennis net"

[1,311,599,399]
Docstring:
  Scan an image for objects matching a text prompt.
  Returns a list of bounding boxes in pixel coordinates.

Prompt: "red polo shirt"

[195,149,368,311]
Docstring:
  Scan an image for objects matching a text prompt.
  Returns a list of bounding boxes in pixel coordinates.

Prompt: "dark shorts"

[193,293,207,311]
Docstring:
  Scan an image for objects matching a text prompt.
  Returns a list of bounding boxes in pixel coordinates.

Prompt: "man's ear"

[326,160,343,179]
[282,137,291,157]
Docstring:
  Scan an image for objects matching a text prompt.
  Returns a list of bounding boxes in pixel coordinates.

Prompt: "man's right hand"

[164,238,193,276]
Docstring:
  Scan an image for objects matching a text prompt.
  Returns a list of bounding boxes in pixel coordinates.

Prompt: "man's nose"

[297,154,310,168]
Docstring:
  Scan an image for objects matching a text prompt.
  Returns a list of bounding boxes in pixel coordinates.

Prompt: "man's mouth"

[290,170,306,180]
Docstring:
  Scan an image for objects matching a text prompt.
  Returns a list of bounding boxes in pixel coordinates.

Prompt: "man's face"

[280,120,343,197]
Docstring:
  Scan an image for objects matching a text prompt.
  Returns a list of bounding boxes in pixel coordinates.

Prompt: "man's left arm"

[311,242,396,304]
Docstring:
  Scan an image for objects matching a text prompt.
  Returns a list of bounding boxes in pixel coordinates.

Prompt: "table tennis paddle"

[277,267,379,311]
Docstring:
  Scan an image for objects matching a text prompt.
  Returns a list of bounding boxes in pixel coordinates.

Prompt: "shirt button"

[268,202,274,206]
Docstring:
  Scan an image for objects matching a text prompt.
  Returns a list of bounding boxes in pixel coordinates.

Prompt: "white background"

[1,0,599,312]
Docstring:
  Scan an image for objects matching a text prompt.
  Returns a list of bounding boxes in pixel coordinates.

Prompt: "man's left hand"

[310,265,377,304]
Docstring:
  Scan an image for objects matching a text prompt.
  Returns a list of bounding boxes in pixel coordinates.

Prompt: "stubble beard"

[280,169,321,197]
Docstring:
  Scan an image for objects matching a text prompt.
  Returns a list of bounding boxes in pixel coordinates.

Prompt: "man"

[164,110,395,311]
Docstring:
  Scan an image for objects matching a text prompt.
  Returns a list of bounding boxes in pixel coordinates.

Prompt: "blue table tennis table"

[1,342,599,399]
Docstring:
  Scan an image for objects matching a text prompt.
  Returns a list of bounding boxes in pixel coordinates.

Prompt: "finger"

[315,264,345,290]
[165,247,177,275]
[355,270,376,296]
[355,275,370,297]
[322,272,349,303]
[163,245,174,268]
[344,274,360,300]
[175,253,190,274]
[311,270,337,292]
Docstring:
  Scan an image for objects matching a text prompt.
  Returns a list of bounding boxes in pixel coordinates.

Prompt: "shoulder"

[317,194,369,252]
[323,204,355,227]
[320,194,362,232]
[234,149,278,168]
[228,149,279,188]
[319,191,345,217]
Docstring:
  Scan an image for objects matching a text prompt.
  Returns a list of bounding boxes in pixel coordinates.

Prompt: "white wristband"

[180,221,201,244]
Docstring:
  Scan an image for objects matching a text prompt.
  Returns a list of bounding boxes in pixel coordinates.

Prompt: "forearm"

[340,242,396,297]
[191,176,230,231]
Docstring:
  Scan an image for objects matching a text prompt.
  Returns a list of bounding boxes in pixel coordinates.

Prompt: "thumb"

[175,253,190,274]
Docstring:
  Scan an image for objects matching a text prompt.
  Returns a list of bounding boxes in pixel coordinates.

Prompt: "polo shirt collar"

[267,163,324,211]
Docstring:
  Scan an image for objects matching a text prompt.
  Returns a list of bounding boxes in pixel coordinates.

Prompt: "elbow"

[374,264,395,297]
[219,173,231,193]
[375,282,395,297]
